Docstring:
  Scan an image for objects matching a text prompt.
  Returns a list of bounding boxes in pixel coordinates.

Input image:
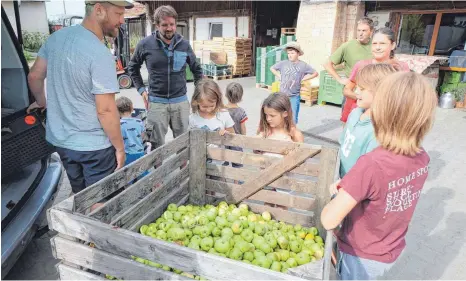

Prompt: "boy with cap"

[270,42,318,124]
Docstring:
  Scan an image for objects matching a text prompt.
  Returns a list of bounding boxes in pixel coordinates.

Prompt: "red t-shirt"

[336,147,430,263]
[340,59,410,123]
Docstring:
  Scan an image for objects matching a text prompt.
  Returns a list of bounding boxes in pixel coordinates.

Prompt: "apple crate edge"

[47,129,339,280]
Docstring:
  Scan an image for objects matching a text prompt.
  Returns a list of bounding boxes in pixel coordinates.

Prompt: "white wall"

[3,1,50,35]
[237,16,249,38]
[195,17,235,40]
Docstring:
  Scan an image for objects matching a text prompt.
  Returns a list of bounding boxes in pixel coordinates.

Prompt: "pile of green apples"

[135,201,325,276]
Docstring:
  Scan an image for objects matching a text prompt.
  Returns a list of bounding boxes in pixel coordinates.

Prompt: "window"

[209,23,223,40]
[396,11,466,56]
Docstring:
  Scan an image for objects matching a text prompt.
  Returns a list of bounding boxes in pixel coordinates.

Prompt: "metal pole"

[63,0,67,14]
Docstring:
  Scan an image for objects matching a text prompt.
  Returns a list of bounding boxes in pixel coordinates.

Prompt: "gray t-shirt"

[38,25,119,151]
[227,107,248,134]
[272,60,316,96]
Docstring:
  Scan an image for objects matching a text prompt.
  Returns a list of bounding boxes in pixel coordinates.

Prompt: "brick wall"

[296,0,365,74]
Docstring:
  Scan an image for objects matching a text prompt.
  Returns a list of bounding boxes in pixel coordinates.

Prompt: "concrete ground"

[5,75,466,280]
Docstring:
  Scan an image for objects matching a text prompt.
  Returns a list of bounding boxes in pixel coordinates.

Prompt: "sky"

[45,0,85,18]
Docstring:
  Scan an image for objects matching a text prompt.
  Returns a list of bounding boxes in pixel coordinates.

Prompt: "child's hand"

[329,179,341,197]
[219,129,228,136]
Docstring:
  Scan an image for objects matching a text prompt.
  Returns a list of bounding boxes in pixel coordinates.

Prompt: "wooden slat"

[428,12,442,56]
[189,130,207,205]
[205,180,315,211]
[207,131,322,154]
[206,164,318,193]
[233,146,321,203]
[323,230,334,281]
[48,209,306,281]
[207,147,320,177]
[127,181,189,231]
[439,66,466,72]
[315,147,338,237]
[245,201,315,226]
[74,132,189,213]
[248,190,315,211]
[57,263,105,280]
[53,237,189,280]
[89,149,190,223]
[111,167,189,227]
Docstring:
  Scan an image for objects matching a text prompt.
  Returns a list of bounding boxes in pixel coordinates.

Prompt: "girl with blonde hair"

[322,72,437,280]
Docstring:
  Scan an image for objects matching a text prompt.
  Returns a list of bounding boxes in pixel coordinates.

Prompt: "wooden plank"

[207,147,320,177]
[249,190,315,211]
[111,167,189,227]
[74,132,189,213]
[233,146,321,203]
[322,230,334,281]
[53,237,189,280]
[57,263,105,280]
[439,66,466,72]
[89,149,190,223]
[48,209,306,281]
[428,12,443,56]
[207,131,322,154]
[315,147,338,237]
[206,164,318,193]
[205,180,315,210]
[189,130,206,205]
[128,182,189,232]
[245,201,315,227]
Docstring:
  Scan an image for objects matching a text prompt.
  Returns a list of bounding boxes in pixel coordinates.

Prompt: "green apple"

[294,224,302,232]
[212,227,222,237]
[228,247,243,260]
[267,236,278,249]
[254,224,265,236]
[278,249,290,261]
[240,229,254,242]
[309,227,318,236]
[235,240,252,253]
[261,211,272,221]
[167,203,177,212]
[188,241,200,250]
[206,210,217,222]
[191,235,202,244]
[178,205,187,213]
[296,251,311,265]
[227,214,239,223]
[140,225,149,235]
[231,220,243,234]
[173,268,182,274]
[163,211,173,220]
[259,243,272,254]
[207,222,216,232]
[252,236,266,249]
[253,250,265,259]
[199,226,212,238]
[277,236,289,250]
[281,262,290,273]
[247,213,257,222]
[256,256,272,269]
[290,240,302,253]
[208,248,218,255]
[243,251,254,262]
[162,265,171,271]
[215,216,228,229]
[314,235,324,244]
[200,237,214,251]
[156,230,167,240]
[270,261,282,272]
[266,252,280,262]
[286,257,298,268]
[228,204,237,210]
[214,238,230,253]
[303,239,316,249]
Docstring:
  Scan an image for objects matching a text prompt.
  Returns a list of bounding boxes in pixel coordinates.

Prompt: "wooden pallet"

[281,27,296,35]
[301,98,318,107]
[206,74,233,81]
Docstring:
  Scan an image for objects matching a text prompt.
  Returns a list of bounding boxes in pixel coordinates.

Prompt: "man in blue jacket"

[128,5,202,151]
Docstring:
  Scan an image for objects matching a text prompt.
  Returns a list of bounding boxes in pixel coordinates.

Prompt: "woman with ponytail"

[340,27,410,123]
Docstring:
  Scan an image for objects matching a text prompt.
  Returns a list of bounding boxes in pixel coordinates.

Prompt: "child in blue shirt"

[116,96,148,179]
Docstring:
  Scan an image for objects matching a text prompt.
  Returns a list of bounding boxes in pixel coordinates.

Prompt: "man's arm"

[27,57,47,109]
[128,41,146,94]
[95,94,125,169]
[343,81,357,100]
[187,44,203,85]
[324,43,349,85]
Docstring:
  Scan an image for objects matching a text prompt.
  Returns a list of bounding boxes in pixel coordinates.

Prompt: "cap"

[85,1,134,9]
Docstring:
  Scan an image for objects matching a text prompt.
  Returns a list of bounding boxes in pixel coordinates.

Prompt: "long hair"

[191,79,224,114]
[257,93,295,138]
[371,72,437,156]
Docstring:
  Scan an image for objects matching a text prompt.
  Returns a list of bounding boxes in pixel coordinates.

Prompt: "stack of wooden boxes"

[193,37,252,76]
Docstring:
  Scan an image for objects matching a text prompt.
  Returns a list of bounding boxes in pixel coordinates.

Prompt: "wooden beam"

[57,263,105,280]
[48,209,307,281]
[245,201,315,226]
[231,146,321,203]
[428,12,443,56]
[439,66,466,72]
[188,130,207,205]
[53,237,189,280]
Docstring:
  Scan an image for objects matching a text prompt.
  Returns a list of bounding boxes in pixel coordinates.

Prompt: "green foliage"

[22,31,48,52]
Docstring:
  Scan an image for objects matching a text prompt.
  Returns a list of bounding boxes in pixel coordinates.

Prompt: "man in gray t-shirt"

[270,42,318,124]
[27,1,133,197]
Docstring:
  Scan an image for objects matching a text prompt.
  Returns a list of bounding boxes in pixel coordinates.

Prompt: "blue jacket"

[128,31,202,101]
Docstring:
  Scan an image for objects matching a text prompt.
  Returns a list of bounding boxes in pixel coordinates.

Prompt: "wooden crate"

[47,131,339,280]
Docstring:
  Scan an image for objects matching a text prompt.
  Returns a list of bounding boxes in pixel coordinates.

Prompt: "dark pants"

[56,146,117,194]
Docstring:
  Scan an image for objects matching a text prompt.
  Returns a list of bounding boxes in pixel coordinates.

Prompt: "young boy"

[321,72,437,280]
[223,82,248,169]
[270,42,318,124]
[116,97,148,178]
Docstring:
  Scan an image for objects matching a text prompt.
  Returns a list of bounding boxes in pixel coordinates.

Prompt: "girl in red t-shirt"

[322,72,437,280]
[341,27,410,123]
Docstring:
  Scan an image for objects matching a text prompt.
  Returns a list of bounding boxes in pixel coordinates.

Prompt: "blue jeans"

[289,95,300,124]
[336,251,395,280]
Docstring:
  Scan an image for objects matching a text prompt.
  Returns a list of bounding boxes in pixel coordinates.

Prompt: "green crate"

[202,64,232,76]
[255,46,285,86]
[318,70,345,105]
[444,71,462,84]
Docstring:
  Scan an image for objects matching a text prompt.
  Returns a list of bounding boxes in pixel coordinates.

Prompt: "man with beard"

[128,5,202,151]
[27,1,133,197]
[323,17,374,107]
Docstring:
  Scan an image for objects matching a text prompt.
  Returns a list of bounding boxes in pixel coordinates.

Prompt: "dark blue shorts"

[56,146,117,194]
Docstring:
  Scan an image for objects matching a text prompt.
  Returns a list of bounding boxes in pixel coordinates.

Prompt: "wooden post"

[315,147,338,237]
[189,130,207,205]
[428,12,443,56]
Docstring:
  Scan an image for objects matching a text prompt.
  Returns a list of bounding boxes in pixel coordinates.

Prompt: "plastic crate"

[318,70,344,105]
[444,71,462,84]
[256,46,284,86]
[202,64,232,77]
